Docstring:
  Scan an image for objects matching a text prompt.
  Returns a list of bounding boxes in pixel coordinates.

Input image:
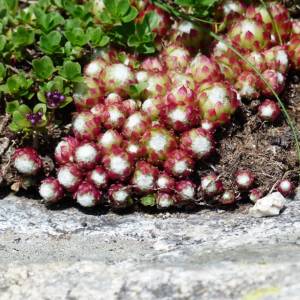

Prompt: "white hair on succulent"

[57,164,82,192]
[75,182,101,208]
[39,178,64,204]
[235,170,254,190]
[74,143,98,169]
[13,148,42,176]
[278,179,294,197]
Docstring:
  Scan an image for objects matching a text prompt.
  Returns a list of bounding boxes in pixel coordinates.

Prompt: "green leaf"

[118,0,130,16]
[64,27,89,46]
[0,35,6,52]
[37,91,47,103]
[34,8,64,32]
[64,18,82,31]
[46,76,64,92]
[12,110,31,128]
[5,100,20,114]
[59,96,73,108]
[5,0,18,12]
[12,26,35,47]
[59,61,81,81]
[5,73,32,95]
[32,56,55,80]
[33,103,47,114]
[0,63,6,81]
[39,31,62,54]
[7,76,20,94]
[121,6,138,23]
[87,27,110,47]
[104,0,117,15]
[128,82,147,99]
[140,194,156,206]
[18,104,31,115]
[9,122,21,132]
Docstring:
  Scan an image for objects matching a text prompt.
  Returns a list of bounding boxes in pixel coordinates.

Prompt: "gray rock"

[0,193,300,299]
[249,192,286,217]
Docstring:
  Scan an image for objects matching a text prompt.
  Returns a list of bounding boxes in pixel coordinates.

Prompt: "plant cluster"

[7,0,300,210]
[12,0,296,210]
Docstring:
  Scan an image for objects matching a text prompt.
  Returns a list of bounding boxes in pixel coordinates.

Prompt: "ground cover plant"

[0,0,300,211]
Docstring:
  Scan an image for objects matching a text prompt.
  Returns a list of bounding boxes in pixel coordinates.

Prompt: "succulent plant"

[13,148,42,176]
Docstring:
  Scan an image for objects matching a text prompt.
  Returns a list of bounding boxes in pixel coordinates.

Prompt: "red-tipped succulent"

[201,120,217,134]
[164,150,194,178]
[235,72,260,100]
[124,141,146,161]
[188,54,223,84]
[219,190,236,205]
[160,100,199,132]
[102,147,133,182]
[141,126,177,165]
[258,99,281,122]
[108,184,133,209]
[175,180,196,202]
[180,128,214,160]
[162,44,191,72]
[142,97,163,121]
[87,166,109,189]
[74,181,101,208]
[97,129,123,154]
[122,112,151,140]
[264,46,289,74]
[122,99,139,116]
[101,102,126,129]
[55,136,79,165]
[156,172,176,193]
[170,20,204,51]
[201,173,223,197]
[246,2,291,43]
[169,72,195,90]
[72,111,101,141]
[13,147,42,176]
[39,177,64,204]
[102,63,135,96]
[74,142,99,170]
[156,192,175,209]
[104,93,123,105]
[277,179,294,197]
[142,72,169,99]
[141,56,166,73]
[288,36,300,71]
[73,77,105,112]
[228,18,271,52]
[260,69,285,97]
[249,188,264,203]
[57,163,82,192]
[242,51,267,73]
[132,161,158,194]
[197,81,240,125]
[84,58,106,79]
[235,169,255,190]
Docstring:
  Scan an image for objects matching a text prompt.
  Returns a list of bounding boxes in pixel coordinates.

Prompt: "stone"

[0,193,299,299]
[249,192,286,217]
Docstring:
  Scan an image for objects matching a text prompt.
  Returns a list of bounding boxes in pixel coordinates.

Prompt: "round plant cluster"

[13,0,298,210]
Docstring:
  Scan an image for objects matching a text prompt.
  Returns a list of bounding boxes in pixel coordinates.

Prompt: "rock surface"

[249,192,286,217]
[0,192,300,299]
